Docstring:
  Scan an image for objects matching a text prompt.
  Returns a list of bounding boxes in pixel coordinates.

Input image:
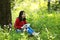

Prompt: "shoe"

[34,32,40,36]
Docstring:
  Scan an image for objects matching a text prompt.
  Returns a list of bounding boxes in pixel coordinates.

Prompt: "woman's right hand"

[21,24,27,29]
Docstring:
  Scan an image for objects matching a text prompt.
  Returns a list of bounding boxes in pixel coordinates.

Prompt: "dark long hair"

[18,11,26,21]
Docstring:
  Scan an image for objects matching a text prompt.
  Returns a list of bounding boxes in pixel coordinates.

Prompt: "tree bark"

[48,0,50,12]
[0,0,12,28]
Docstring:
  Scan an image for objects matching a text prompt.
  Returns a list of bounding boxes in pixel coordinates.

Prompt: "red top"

[14,18,27,29]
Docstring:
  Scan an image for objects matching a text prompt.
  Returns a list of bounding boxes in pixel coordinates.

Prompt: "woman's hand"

[21,24,27,29]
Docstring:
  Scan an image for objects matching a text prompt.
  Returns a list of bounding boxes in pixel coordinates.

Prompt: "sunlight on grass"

[30,3,39,11]
[45,27,56,40]
[47,14,53,17]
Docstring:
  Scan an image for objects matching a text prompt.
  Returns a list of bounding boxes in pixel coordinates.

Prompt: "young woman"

[14,11,39,36]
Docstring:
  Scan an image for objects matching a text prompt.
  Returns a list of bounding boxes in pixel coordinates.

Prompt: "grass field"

[0,11,60,40]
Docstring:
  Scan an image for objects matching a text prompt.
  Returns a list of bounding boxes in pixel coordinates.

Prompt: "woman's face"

[22,12,26,18]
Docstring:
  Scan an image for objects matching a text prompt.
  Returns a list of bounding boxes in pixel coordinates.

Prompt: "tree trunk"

[59,0,60,4]
[0,0,12,29]
[48,0,50,12]
[59,0,60,11]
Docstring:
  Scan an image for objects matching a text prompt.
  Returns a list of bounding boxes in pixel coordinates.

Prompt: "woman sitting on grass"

[14,11,39,36]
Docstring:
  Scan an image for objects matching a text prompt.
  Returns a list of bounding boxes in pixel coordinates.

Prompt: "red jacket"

[14,18,27,29]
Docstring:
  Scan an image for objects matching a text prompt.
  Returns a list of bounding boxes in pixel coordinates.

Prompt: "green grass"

[0,11,60,40]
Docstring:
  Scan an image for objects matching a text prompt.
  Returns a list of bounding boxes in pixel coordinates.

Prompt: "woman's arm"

[14,18,22,29]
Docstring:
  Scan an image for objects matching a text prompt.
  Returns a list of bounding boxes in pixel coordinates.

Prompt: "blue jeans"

[26,27,34,35]
[16,26,34,35]
[16,29,23,33]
